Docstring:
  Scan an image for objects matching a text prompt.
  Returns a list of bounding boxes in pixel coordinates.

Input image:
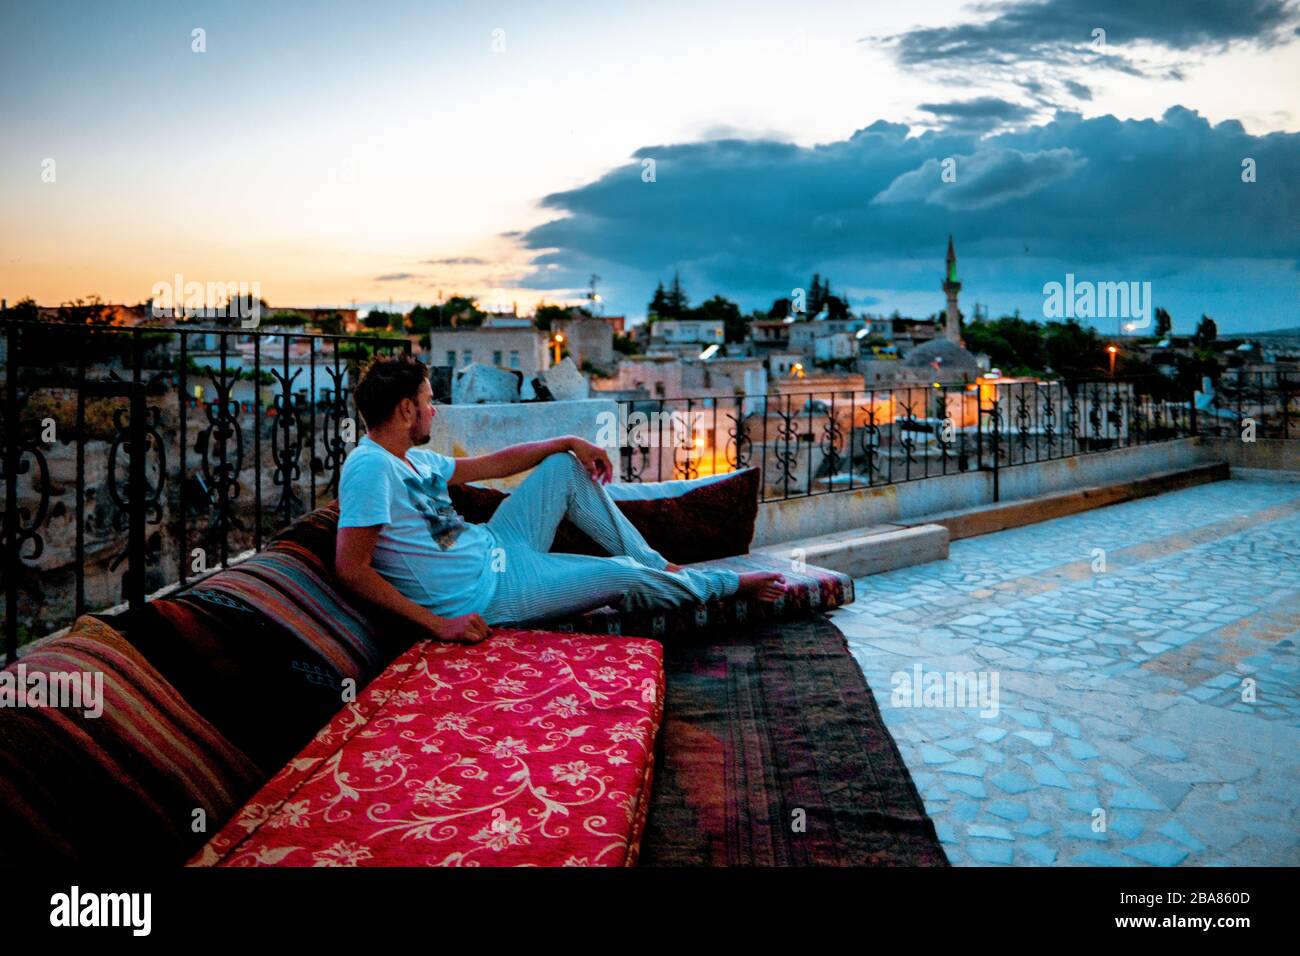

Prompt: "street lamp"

[1107,344,1118,378]
[551,332,565,366]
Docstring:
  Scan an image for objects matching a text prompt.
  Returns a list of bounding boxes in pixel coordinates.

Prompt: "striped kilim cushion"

[132,542,397,775]
[194,545,387,677]
[0,615,261,865]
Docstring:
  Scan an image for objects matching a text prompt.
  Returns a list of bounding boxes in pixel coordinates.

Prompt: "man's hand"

[434,613,491,643]
[567,437,613,484]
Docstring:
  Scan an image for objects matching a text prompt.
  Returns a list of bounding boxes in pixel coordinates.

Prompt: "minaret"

[943,235,962,344]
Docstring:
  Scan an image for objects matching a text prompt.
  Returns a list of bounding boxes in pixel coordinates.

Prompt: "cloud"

[374,272,417,282]
[917,97,1037,133]
[873,0,1299,71]
[1063,80,1093,101]
[871,0,1300,114]
[871,146,1086,210]
[919,97,1034,122]
[516,106,1300,329]
[422,256,488,266]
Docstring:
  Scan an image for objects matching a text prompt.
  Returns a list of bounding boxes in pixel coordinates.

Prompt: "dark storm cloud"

[873,0,1299,71]
[516,107,1299,326]
[919,97,1035,121]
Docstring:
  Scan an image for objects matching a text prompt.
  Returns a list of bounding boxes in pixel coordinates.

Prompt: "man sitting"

[335,355,786,643]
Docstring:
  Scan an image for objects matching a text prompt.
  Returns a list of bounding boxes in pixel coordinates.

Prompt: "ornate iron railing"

[1199,370,1298,440]
[615,377,1210,501]
[1,320,410,661]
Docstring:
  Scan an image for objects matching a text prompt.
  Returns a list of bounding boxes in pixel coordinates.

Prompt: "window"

[462,350,472,366]
[445,350,456,367]
[492,350,503,366]
[654,382,665,397]
[509,350,520,369]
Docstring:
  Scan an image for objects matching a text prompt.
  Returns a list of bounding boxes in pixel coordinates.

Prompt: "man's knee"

[536,450,585,488]
[538,450,580,475]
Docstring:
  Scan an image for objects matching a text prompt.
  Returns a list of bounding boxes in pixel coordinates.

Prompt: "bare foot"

[737,571,787,603]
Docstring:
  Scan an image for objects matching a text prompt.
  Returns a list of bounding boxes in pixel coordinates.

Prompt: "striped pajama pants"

[479,451,741,626]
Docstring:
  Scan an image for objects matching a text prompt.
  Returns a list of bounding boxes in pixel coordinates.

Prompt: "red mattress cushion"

[191,630,665,867]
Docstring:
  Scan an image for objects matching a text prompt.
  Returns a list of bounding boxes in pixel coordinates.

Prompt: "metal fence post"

[3,324,18,663]
[126,330,147,618]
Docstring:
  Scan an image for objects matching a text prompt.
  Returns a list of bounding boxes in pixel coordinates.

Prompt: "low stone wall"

[421,398,619,489]
[1192,436,1298,472]
[752,438,1210,547]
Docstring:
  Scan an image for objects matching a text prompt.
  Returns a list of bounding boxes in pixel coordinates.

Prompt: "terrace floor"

[829,477,1300,866]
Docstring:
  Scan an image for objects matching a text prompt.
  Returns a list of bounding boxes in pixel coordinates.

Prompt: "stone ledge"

[1230,467,1300,483]
[753,523,949,578]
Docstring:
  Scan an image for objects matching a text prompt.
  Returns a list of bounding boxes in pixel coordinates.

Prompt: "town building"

[424,326,550,376]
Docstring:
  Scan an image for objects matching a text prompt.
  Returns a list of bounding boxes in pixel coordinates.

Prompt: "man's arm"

[449,435,612,485]
[335,525,489,643]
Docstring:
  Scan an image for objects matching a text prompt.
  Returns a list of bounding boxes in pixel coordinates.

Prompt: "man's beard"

[412,425,432,446]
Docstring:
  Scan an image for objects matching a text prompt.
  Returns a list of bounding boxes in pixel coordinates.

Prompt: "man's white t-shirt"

[338,435,497,618]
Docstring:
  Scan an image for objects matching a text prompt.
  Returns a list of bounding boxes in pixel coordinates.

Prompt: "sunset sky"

[2,0,1298,331]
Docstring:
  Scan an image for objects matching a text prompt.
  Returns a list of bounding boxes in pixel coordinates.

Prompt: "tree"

[442,295,484,327]
[647,281,669,319]
[1195,315,1217,346]
[647,273,690,320]
[57,296,114,325]
[409,295,485,331]
[824,293,851,320]
[664,272,689,318]
[1154,307,1172,338]
[963,314,1049,376]
[0,296,38,322]
[363,309,401,330]
[1043,320,1107,379]
[534,303,589,332]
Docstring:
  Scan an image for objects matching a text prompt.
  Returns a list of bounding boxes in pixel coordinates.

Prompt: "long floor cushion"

[191,629,665,867]
[269,464,854,640]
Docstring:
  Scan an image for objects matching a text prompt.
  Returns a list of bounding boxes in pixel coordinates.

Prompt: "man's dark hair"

[353,354,428,429]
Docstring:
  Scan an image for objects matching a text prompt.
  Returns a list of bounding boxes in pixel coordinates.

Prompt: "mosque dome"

[902,337,981,371]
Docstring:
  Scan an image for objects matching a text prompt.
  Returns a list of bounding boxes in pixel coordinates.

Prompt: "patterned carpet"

[640,613,948,866]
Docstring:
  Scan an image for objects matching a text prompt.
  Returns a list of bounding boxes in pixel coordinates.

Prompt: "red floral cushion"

[191,630,665,867]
